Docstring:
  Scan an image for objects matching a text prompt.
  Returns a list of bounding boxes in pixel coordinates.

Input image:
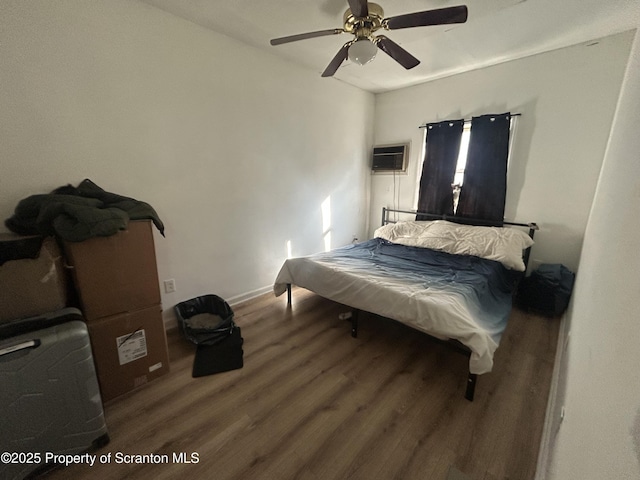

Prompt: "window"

[415,116,517,213]
[451,122,472,211]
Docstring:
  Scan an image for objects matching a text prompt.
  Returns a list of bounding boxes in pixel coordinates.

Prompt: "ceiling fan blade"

[385,5,468,30]
[375,36,420,70]
[322,42,352,77]
[270,29,344,46]
[347,0,369,18]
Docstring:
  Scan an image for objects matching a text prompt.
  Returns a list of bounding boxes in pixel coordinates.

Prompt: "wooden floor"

[44,288,559,480]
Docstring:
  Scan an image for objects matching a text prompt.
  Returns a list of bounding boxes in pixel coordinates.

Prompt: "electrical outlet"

[164,279,176,293]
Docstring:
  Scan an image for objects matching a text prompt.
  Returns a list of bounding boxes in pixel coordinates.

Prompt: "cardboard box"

[0,236,68,323]
[63,221,161,322]
[87,304,169,402]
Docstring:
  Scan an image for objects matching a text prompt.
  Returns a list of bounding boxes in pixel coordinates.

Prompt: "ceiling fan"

[270,0,468,77]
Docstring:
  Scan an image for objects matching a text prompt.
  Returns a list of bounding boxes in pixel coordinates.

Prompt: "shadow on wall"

[505,98,538,222]
[542,286,573,479]
[432,100,538,223]
[531,221,583,273]
[633,408,640,470]
[280,194,334,260]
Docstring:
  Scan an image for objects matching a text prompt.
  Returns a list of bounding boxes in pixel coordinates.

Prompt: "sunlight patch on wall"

[322,196,332,252]
[323,231,332,252]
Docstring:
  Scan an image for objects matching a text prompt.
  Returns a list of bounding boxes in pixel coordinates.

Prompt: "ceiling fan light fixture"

[348,38,377,65]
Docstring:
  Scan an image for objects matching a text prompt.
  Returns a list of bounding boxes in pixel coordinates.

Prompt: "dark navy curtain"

[456,113,511,224]
[415,119,464,220]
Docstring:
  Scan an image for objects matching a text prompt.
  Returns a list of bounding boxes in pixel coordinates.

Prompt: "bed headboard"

[381,207,539,269]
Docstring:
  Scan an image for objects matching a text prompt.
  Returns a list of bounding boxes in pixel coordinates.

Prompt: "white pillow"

[374,220,534,271]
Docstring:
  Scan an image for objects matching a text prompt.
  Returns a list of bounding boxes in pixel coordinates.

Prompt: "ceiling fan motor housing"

[344,2,384,39]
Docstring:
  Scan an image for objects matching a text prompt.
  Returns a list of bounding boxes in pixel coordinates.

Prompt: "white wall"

[546,28,640,479]
[0,0,374,324]
[369,31,633,272]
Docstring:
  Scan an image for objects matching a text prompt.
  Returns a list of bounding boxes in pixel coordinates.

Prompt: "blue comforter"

[332,238,520,341]
[274,238,522,374]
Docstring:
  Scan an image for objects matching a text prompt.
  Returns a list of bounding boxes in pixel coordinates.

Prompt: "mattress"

[274,238,520,374]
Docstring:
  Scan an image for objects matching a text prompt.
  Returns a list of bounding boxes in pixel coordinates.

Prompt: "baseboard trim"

[226,285,273,306]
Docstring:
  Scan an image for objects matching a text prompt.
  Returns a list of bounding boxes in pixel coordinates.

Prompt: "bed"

[273,208,538,400]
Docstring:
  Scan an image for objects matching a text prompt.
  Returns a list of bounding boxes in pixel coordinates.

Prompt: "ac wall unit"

[371,144,409,173]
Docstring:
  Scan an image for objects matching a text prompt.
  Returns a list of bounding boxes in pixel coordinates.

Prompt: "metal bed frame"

[285,207,538,401]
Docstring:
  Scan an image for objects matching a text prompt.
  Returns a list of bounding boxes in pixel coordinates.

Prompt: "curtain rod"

[418,113,521,129]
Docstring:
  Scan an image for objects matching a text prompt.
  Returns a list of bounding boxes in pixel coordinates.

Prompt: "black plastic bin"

[174,294,235,346]
[174,294,244,377]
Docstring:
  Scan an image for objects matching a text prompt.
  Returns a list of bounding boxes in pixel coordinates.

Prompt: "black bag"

[192,326,244,377]
[174,294,235,346]
[174,294,244,377]
[517,264,575,316]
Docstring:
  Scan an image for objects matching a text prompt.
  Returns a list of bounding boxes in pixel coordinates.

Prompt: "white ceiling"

[139,0,639,93]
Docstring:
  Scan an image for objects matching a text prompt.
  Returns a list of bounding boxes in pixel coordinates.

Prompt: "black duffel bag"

[174,294,235,346]
[517,264,575,317]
